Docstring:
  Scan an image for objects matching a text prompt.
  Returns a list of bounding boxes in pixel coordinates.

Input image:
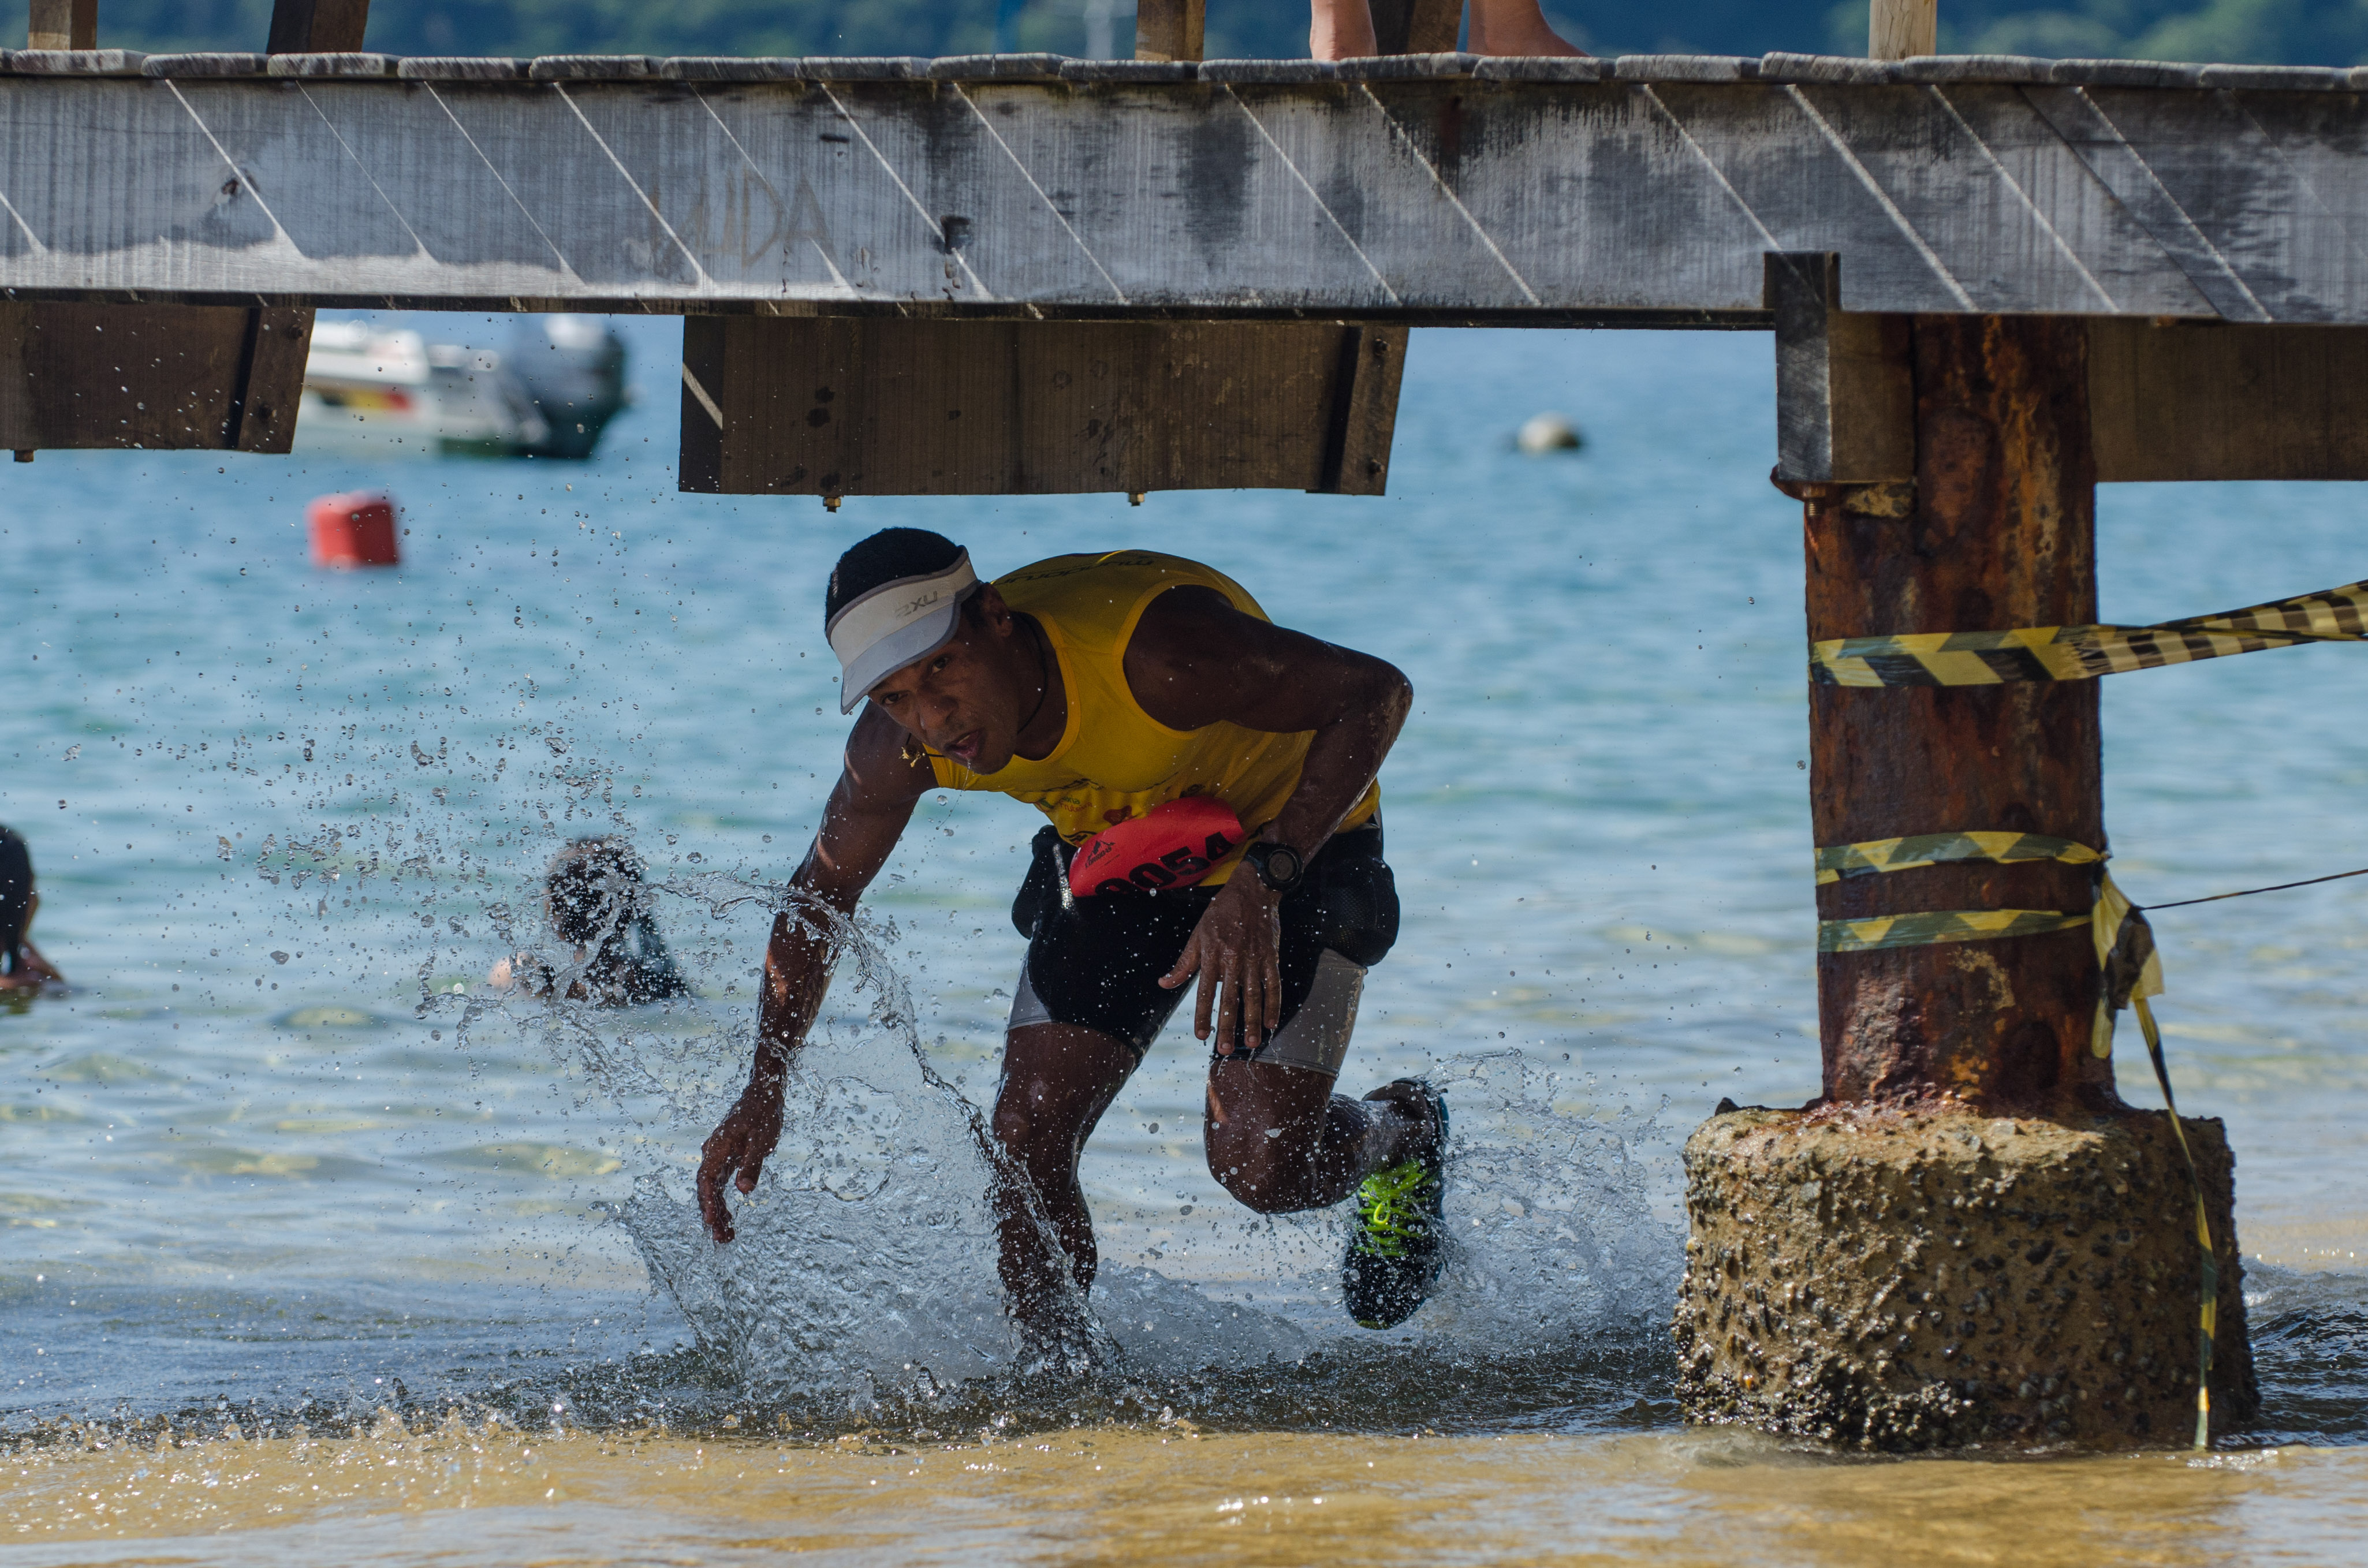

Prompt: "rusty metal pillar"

[1807,313,2114,1114]
[1672,286,2258,1449]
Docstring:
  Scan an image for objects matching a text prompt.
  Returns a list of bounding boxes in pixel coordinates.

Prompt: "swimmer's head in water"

[828,530,1045,775]
[0,826,32,975]
[544,838,649,947]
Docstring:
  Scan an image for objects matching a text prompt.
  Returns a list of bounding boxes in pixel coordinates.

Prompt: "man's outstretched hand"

[697,1081,786,1243]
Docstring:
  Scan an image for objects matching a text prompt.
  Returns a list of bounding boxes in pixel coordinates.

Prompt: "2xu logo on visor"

[1068,797,1244,898]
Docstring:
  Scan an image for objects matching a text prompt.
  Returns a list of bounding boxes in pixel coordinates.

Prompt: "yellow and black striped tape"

[1815,831,2106,954]
[1811,577,2368,687]
[1814,830,2101,885]
[1818,907,2089,953]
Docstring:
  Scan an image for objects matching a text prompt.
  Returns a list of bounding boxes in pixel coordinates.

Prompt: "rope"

[2145,863,2368,911]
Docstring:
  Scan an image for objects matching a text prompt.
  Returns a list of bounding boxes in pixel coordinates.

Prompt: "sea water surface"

[4,322,2366,1563]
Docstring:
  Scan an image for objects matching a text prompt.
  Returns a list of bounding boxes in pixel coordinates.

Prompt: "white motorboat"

[296,316,628,460]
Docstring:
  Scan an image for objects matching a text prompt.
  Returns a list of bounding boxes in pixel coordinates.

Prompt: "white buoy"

[1516,412,1583,454]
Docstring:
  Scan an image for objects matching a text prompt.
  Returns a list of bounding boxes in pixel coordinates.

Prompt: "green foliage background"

[33,0,2368,68]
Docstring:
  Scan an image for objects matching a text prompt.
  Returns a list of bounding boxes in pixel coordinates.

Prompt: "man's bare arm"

[698,707,931,1241]
[1126,585,1411,860]
[1129,587,1413,1047]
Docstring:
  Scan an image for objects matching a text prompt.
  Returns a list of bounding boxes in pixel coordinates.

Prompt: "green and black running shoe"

[1342,1079,1448,1330]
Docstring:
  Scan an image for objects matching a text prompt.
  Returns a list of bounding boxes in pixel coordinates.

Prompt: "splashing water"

[433,841,1679,1414]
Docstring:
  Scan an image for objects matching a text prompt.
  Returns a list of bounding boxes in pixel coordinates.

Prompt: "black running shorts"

[1005,818,1399,1063]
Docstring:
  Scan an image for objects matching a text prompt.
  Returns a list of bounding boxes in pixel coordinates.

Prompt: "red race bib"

[1067,797,1245,898]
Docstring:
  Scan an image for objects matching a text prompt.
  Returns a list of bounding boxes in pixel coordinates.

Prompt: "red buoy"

[306,491,401,569]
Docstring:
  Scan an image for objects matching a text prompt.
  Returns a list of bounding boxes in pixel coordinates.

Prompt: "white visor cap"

[826,549,981,714]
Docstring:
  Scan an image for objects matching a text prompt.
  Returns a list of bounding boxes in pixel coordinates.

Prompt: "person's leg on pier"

[1308,0,1586,60]
[1308,0,1377,59]
[990,1021,1139,1330]
[1468,0,1586,55]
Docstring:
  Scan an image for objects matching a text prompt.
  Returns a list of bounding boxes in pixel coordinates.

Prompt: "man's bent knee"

[1206,1126,1311,1214]
[990,1093,1035,1155]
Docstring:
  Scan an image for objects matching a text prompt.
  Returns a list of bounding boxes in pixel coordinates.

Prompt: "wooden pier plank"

[1213,83,1541,309]
[2089,318,2368,481]
[8,62,2368,320]
[1426,85,1775,311]
[2058,85,2368,324]
[680,314,1403,496]
[678,81,937,298]
[1784,83,2170,313]
[1925,85,2217,318]
[0,300,303,453]
[175,80,422,265]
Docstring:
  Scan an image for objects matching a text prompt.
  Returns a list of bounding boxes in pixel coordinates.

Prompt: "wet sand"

[10,1421,2367,1566]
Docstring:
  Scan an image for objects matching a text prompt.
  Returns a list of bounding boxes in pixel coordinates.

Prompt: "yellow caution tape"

[1818,907,2089,953]
[1815,830,2101,886]
[2089,870,2164,1059]
[1814,831,2103,955]
[2131,988,2220,1453]
[1817,829,2213,1447]
[1811,576,2368,687]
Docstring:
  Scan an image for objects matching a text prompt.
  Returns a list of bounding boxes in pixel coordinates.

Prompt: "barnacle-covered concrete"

[1673,1105,2257,1449]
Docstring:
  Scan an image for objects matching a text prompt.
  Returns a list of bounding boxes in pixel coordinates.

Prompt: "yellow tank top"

[928,551,1381,884]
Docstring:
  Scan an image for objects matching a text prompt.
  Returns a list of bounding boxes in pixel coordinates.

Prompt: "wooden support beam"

[25,0,95,50]
[1368,0,1464,54]
[2089,319,2368,481]
[1804,314,2112,1112]
[1769,253,1913,486]
[0,302,307,455]
[1132,0,1203,62]
[679,316,1404,500]
[1782,305,2368,484]
[1868,0,1936,60]
[265,0,370,54]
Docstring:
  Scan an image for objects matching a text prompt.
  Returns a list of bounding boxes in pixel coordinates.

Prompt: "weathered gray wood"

[266,0,369,54]
[26,0,95,51]
[679,315,1403,497]
[0,301,303,452]
[1769,252,1912,484]
[2089,319,2368,481]
[1133,0,1204,64]
[4,61,2368,320]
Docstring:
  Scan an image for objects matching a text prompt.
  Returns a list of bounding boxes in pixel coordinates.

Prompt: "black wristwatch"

[1244,839,1306,896]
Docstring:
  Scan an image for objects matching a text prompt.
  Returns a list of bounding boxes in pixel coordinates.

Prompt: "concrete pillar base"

[1673,1104,2258,1449]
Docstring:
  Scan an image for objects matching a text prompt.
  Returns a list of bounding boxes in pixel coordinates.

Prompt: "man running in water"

[697,531,1445,1332]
